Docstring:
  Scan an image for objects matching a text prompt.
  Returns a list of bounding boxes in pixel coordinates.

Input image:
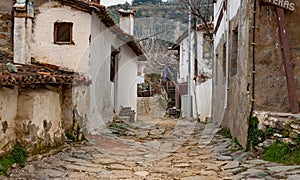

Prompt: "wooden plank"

[276,8,299,113]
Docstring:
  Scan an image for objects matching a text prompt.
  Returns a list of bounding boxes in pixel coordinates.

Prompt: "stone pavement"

[2,96,300,179]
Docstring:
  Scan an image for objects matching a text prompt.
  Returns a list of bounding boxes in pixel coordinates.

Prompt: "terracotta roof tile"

[0,53,91,87]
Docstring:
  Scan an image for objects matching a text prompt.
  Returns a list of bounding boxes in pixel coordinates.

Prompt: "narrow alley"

[3,96,300,180]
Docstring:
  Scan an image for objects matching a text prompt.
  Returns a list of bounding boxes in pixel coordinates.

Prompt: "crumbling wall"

[212,1,252,147]
[0,1,13,54]
[15,89,65,154]
[62,87,88,141]
[254,2,300,112]
[0,87,18,155]
[254,111,300,149]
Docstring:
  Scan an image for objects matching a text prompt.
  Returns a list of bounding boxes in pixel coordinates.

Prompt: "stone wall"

[0,1,13,53]
[254,111,300,148]
[0,88,18,155]
[0,86,87,155]
[212,0,252,148]
[15,89,65,154]
[254,1,300,112]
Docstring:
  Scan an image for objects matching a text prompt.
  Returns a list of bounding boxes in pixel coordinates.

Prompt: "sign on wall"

[262,0,296,11]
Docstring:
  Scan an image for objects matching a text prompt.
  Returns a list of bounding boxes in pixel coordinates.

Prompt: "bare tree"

[134,17,181,74]
[182,0,214,41]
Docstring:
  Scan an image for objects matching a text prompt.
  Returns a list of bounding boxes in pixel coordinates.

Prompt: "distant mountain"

[107,1,188,43]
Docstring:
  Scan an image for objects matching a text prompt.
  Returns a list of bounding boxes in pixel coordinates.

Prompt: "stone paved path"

[2,96,300,179]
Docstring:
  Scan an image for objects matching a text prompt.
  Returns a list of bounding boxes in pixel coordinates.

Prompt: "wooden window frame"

[54,22,73,45]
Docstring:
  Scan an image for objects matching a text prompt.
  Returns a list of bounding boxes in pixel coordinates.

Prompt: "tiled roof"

[0,53,90,87]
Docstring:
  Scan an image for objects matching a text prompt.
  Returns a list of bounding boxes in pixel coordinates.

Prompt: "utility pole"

[187,0,192,118]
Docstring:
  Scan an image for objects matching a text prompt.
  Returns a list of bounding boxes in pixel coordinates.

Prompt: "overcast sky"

[101,0,131,6]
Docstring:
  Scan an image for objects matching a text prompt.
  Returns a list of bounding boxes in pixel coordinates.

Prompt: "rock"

[135,131,149,139]
[0,164,4,171]
[286,169,300,175]
[233,151,251,161]
[281,138,296,145]
[43,169,65,177]
[213,144,230,153]
[289,131,299,139]
[267,166,300,173]
[223,167,245,175]
[65,164,101,173]
[149,127,165,136]
[290,124,299,130]
[273,171,286,179]
[199,170,218,176]
[134,171,149,177]
[273,133,283,138]
[222,161,240,170]
[244,159,268,165]
[145,141,161,149]
[287,175,300,180]
[241,169,268,178]
[181,176,205,180]
[72,152,94,160]
[174,163,190,168]
[217,155,233,161]
[258,139,276,148]
[107,164,131,170]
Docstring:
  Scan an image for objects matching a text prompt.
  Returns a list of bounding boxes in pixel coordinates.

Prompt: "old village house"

[0,0,146,154]
[213,0,300,147]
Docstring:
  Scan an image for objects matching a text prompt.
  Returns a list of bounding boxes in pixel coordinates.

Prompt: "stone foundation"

[254,111,300,148]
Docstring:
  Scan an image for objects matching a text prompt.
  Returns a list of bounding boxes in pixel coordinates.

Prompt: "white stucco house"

[172,23,213,121]
[13,0,146,134]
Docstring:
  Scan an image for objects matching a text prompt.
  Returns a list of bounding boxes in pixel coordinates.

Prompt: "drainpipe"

[249,0,257,119]
[224,0,230,109]
[187,0,192,118]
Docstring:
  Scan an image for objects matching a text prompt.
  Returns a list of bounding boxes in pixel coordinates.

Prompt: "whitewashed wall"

[0,88,18,154]
[116,45,139,114]
[214,0,241,49]
[32,2,91,73]
[178,30,212,119]
[195,79,212,121]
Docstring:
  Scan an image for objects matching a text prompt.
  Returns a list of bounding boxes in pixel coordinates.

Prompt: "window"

[54,22,73,44]
[231,28,238,76]
[110,47,119,82]
[222,43,226,77]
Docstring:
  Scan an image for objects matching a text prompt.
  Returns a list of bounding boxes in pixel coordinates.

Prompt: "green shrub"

[265,127,275,137]
[12,144,27,168]
[263,141,291,164]
[220,128,232,139]
[247,117,264,150]
[293,148,300,164]
[0,144,27,175]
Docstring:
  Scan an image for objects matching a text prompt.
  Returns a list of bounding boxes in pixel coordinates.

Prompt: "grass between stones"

[263,140,300,165]
[0,144,27,175]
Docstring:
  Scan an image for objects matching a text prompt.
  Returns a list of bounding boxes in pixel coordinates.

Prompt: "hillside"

[107,2,188,43]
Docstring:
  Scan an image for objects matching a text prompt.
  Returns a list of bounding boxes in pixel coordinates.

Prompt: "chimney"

[90,0,101,4]
[13,0,34,64]
[118,9,135,35]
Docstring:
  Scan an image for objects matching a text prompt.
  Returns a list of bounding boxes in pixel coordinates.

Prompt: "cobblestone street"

[2,96,300,179]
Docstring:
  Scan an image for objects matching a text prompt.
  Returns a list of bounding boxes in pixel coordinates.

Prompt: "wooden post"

[276,8,299,114]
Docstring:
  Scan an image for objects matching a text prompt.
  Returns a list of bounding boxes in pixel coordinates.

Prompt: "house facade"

[213,0,300,147]
[0,0,145,154]
[172,24,213,121]
[28,0,145,131]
